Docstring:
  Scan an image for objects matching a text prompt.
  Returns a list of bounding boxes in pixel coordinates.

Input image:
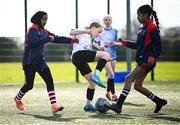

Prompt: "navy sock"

[107,78,115,94]
[147,92,161,104]
[86,88,95,101]
[96,59,107,72]
[116,88,130,106]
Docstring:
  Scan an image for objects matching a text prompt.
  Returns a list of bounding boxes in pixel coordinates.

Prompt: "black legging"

[20,64,54,93]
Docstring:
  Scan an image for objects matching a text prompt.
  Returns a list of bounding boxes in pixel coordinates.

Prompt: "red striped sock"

[15,90,25,101]
[48,90,57,105]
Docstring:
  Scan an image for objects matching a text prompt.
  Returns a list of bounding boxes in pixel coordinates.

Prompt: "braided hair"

[137,4,160,30]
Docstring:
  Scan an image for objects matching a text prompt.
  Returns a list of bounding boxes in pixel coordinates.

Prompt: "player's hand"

[147,56,155,66]
[99,46,105,51]
[99,46,108,51]
[49,35,55,42]
[118,38,126,42]
[110,41,123,46]
[110,41,116,46]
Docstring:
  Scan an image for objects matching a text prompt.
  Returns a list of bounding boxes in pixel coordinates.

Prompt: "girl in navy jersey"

[71,22,114,111]
[14,11,77,114]
[106,5,167,113]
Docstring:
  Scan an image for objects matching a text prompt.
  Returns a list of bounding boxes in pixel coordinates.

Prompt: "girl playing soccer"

[70,22,114,111]
[14,11,77,114]
[106,5,167,113]
[93,15,121,101]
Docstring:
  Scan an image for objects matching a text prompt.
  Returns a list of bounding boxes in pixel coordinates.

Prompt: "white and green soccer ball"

[95,97,111,113]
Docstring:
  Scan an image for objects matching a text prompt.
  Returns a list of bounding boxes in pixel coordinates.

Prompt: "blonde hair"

[87,22,102,29]
[103,15,112,20]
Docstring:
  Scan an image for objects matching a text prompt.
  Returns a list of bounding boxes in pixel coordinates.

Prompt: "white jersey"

[72,34,92,55]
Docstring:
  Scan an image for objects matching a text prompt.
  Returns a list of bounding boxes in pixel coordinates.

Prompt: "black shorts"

[72,50,97,76]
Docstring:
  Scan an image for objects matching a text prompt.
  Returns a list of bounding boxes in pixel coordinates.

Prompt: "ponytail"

[152,10,160,30]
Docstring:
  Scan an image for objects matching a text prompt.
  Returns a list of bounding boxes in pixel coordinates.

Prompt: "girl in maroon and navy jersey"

[14,11,77,114]
[106,5,167,114]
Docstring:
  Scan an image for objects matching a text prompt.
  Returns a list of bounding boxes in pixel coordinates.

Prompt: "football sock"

[95,70,100,76]
[48,90,57,105]
[86,99,93,104]
[147,92,161,104]
[86,88,95,101]
[95,59,107,74]
[15,90,25,101]
[107,78,115,94]
[116,88,130,106]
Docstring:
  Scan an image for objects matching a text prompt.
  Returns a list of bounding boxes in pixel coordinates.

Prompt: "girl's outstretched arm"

[70,29,91,36]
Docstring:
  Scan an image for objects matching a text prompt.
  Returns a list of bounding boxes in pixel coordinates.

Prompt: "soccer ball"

[95,97,110,113]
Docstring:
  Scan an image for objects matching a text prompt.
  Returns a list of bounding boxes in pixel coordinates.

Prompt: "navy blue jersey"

[122,19,161,65]
[22,24,72,65]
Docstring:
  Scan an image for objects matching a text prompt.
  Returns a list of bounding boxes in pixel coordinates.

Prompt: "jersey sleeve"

[28,28,50,46]
[122,40,137,49]
[149,28,162,59]
[53,36,72,44]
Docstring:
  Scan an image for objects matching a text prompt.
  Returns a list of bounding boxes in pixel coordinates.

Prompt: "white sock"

[95,70,100,76]
[86,100,92,104]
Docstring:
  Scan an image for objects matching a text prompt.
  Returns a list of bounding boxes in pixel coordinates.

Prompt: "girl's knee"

[26,84,33,91]
[88,83,96,89]
[102,52,111,60]
[125,75,132,83]
[134,84,142,92]
[107,73,114,79]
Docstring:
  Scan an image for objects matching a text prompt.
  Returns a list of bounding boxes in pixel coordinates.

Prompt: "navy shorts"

[138,62,156,73]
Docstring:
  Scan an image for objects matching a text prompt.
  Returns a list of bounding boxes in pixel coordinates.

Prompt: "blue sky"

[0,0,180,40]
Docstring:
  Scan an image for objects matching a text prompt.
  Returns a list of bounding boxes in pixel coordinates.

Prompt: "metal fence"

[0,37,180,62]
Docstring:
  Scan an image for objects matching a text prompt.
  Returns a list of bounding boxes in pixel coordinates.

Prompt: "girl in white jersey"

[70,22,114,111]
[93,15,121,101]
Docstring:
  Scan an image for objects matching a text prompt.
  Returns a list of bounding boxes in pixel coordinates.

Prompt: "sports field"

[0,62,180,124]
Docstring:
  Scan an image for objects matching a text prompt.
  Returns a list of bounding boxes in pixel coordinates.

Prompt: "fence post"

[126,0,132,71]
[151,0,155,81]
[24,0,27,35]
[75,0,79,83]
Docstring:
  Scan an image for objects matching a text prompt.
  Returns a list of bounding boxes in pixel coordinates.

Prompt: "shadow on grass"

[89,101,145,120]
[89,112,134,120]
[124,102,146,107]
[18,113,77,122]
[91,111,180,123]
[147,113,180,123]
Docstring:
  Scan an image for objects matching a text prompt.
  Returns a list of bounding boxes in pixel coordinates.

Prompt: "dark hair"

[137,4,159,29]
[31,11,47,27]
[88,22,102,29]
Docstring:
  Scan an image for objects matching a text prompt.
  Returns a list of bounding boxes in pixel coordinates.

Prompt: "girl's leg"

[37,66,64,113]
[106,66,146,113]
[84,73,96,101]
[116,66,145,105]
[90,51,111,88]
[14,65,36,111]
[104,61,115,100]
[134,71,167,113]
[83,73,97,111]
[94,51,111,76]
[110,60,116,72]
[110,60,118,100]
[15,65,36,100]
[72,51,97,111]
